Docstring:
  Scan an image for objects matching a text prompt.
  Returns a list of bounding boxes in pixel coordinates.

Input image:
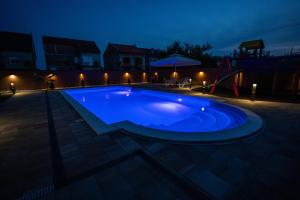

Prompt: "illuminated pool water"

[62,86,263,142]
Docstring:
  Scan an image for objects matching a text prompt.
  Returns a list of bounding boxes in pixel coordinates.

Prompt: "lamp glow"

[9,75,16,79]
[80,73,84,80]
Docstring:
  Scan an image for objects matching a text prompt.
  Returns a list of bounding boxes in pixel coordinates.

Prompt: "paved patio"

[0,88,299,200]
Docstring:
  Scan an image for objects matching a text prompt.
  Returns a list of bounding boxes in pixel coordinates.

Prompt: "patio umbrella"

[150,54,201,74]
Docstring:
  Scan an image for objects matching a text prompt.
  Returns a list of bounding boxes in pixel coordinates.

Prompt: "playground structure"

[209,57,240,97]
[239,39,265,58]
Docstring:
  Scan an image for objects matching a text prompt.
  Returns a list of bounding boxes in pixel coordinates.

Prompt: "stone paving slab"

[46,155,194,200]
[0,92,52,200]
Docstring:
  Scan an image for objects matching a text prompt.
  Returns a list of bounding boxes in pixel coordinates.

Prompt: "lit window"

[82,56,93,66]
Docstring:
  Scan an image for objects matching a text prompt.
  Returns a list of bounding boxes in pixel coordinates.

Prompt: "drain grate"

[16,184,54,200]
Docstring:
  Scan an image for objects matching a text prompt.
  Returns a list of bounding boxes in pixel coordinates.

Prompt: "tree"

[153,41,219,67]
[166,41,184,55]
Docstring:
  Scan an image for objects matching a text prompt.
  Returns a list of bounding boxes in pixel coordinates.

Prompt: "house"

[42,36,101,70]
[0,31,35,69]
[103,43,148,70]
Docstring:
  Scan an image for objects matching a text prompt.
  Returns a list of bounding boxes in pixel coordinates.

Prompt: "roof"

[109,43,145,55]
[239,39,265,49]
[43,36,100,54]
[0,31,33,52]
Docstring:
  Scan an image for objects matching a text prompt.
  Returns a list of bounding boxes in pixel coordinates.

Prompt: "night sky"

[1,0,300,67]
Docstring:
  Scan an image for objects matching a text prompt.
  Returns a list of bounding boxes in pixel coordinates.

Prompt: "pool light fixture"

[178,98,182,102]
[201,107,205,111]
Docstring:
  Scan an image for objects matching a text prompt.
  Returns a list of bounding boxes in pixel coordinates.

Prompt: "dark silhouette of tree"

[166,41,184,55]
[165,41,217,67]
[150,41,220,67]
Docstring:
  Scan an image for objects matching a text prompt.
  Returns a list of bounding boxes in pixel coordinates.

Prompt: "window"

[122,57,130,65]
[74,57,79,64]
[135,57,143,67]
[82,56,93,66]
[9,57,20,64]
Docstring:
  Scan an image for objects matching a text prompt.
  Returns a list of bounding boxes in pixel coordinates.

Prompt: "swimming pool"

[61,86,263,142]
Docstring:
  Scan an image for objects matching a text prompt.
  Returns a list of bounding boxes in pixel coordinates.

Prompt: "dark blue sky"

[1,0,300,57]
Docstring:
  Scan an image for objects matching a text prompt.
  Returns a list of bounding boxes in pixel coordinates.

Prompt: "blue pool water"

[64,86,247,133]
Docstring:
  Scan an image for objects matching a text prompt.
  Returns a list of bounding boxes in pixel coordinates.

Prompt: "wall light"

[80,73,84,80]
[142,72,147,82]
[9,74,16,79]
[199,71,204,76]
[173,71,178,78]
[154,72,158,76]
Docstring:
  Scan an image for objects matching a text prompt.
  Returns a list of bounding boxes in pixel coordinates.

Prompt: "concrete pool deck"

[0,87,299,199]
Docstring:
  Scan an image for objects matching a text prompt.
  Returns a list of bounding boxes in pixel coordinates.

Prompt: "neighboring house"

[103,43,148,70]
[0,31,35,69]
[43,36,101,70]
